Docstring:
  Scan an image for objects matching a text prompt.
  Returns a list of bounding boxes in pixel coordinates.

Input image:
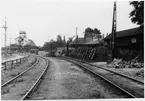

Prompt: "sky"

[0,0,139,47]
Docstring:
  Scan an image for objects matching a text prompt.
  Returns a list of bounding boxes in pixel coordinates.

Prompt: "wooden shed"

[104,27,143,50]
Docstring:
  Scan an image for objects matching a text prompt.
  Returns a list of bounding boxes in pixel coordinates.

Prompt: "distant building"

[56,47,67,56]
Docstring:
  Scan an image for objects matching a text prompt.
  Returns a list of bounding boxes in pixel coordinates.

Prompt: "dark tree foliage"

[10,44,18,47]
[85,27,101,35]
[94,28,101,35]
[9,44,38,52]
[84,27,102,40]
[85,27,94,33]
[129,1,144,25]
[23,45,38,52]
[41,42,50,50]
[57,35,62,42]
[41,36,66,51]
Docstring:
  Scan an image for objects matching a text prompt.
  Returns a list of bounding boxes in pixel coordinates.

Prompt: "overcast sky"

[0,0,138,47]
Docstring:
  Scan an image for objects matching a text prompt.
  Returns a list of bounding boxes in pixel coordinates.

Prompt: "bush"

[92,46,108,61]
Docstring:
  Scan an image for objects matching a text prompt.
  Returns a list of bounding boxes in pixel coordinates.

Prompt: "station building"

[104,27,143,50]
[104,26,144,61]
[69,26,143,62]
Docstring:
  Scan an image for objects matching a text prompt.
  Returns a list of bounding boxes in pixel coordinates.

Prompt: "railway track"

[60,56,144,98]
[66,57,144,84]
[21,56,49,100]
[2,56,38,87]
[1,55,50,100]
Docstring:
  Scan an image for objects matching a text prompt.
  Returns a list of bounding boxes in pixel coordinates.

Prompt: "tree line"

[41,35,66,51]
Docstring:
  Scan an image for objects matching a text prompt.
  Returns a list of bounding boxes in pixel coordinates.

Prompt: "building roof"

[104,27,143,40]
[70,37,85,45]
[70,37,101,46]
[85,38,99,44]
[57,47,67,51]
[19,31,26,34]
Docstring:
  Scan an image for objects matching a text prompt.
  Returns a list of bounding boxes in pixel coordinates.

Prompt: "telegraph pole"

[9,37,12,47]
[76,27,78,43]
[10,37,12,55]
[111,1,117,61]
[2,17,8,49]
[76,27,77,36]
[2,18,8,55]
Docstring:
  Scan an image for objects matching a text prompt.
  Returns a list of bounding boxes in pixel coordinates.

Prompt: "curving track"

[2,56,143,99]
[21,56,49,100]
[24,57,143,99]
[59,56,144,98]
[2,57,38,87]
[1,55,50,100]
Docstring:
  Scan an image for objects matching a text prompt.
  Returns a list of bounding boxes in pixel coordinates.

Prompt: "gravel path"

[30,57,130,99]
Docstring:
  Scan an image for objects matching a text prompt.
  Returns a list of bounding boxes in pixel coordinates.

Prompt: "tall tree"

[85,27,94,33]
[94,28,102,41]
[57,35,62,42]
[129,1,144,25]
[94,28,101,35]
[17,37,24,46]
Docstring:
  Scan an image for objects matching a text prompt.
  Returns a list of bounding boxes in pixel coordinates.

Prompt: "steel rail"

[21,57,49,100]
[61,57,139,98]
[64,56,144,85]
[1,56,38,87]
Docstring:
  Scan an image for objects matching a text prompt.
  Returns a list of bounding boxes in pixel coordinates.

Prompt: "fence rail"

[1,55,29,70]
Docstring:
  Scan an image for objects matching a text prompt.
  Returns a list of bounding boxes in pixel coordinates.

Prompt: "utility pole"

[76,27,77,36]
[76,27,78,43]
[111,1,117,61]
[9,37,11,47]
[1,17,8,49]
[10,37,12,55]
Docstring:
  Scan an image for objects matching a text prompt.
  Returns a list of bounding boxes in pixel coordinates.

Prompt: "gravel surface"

[82,63,144,98]
[93,63,144,81]
[30,57,132,99]
[1,56,47,100]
